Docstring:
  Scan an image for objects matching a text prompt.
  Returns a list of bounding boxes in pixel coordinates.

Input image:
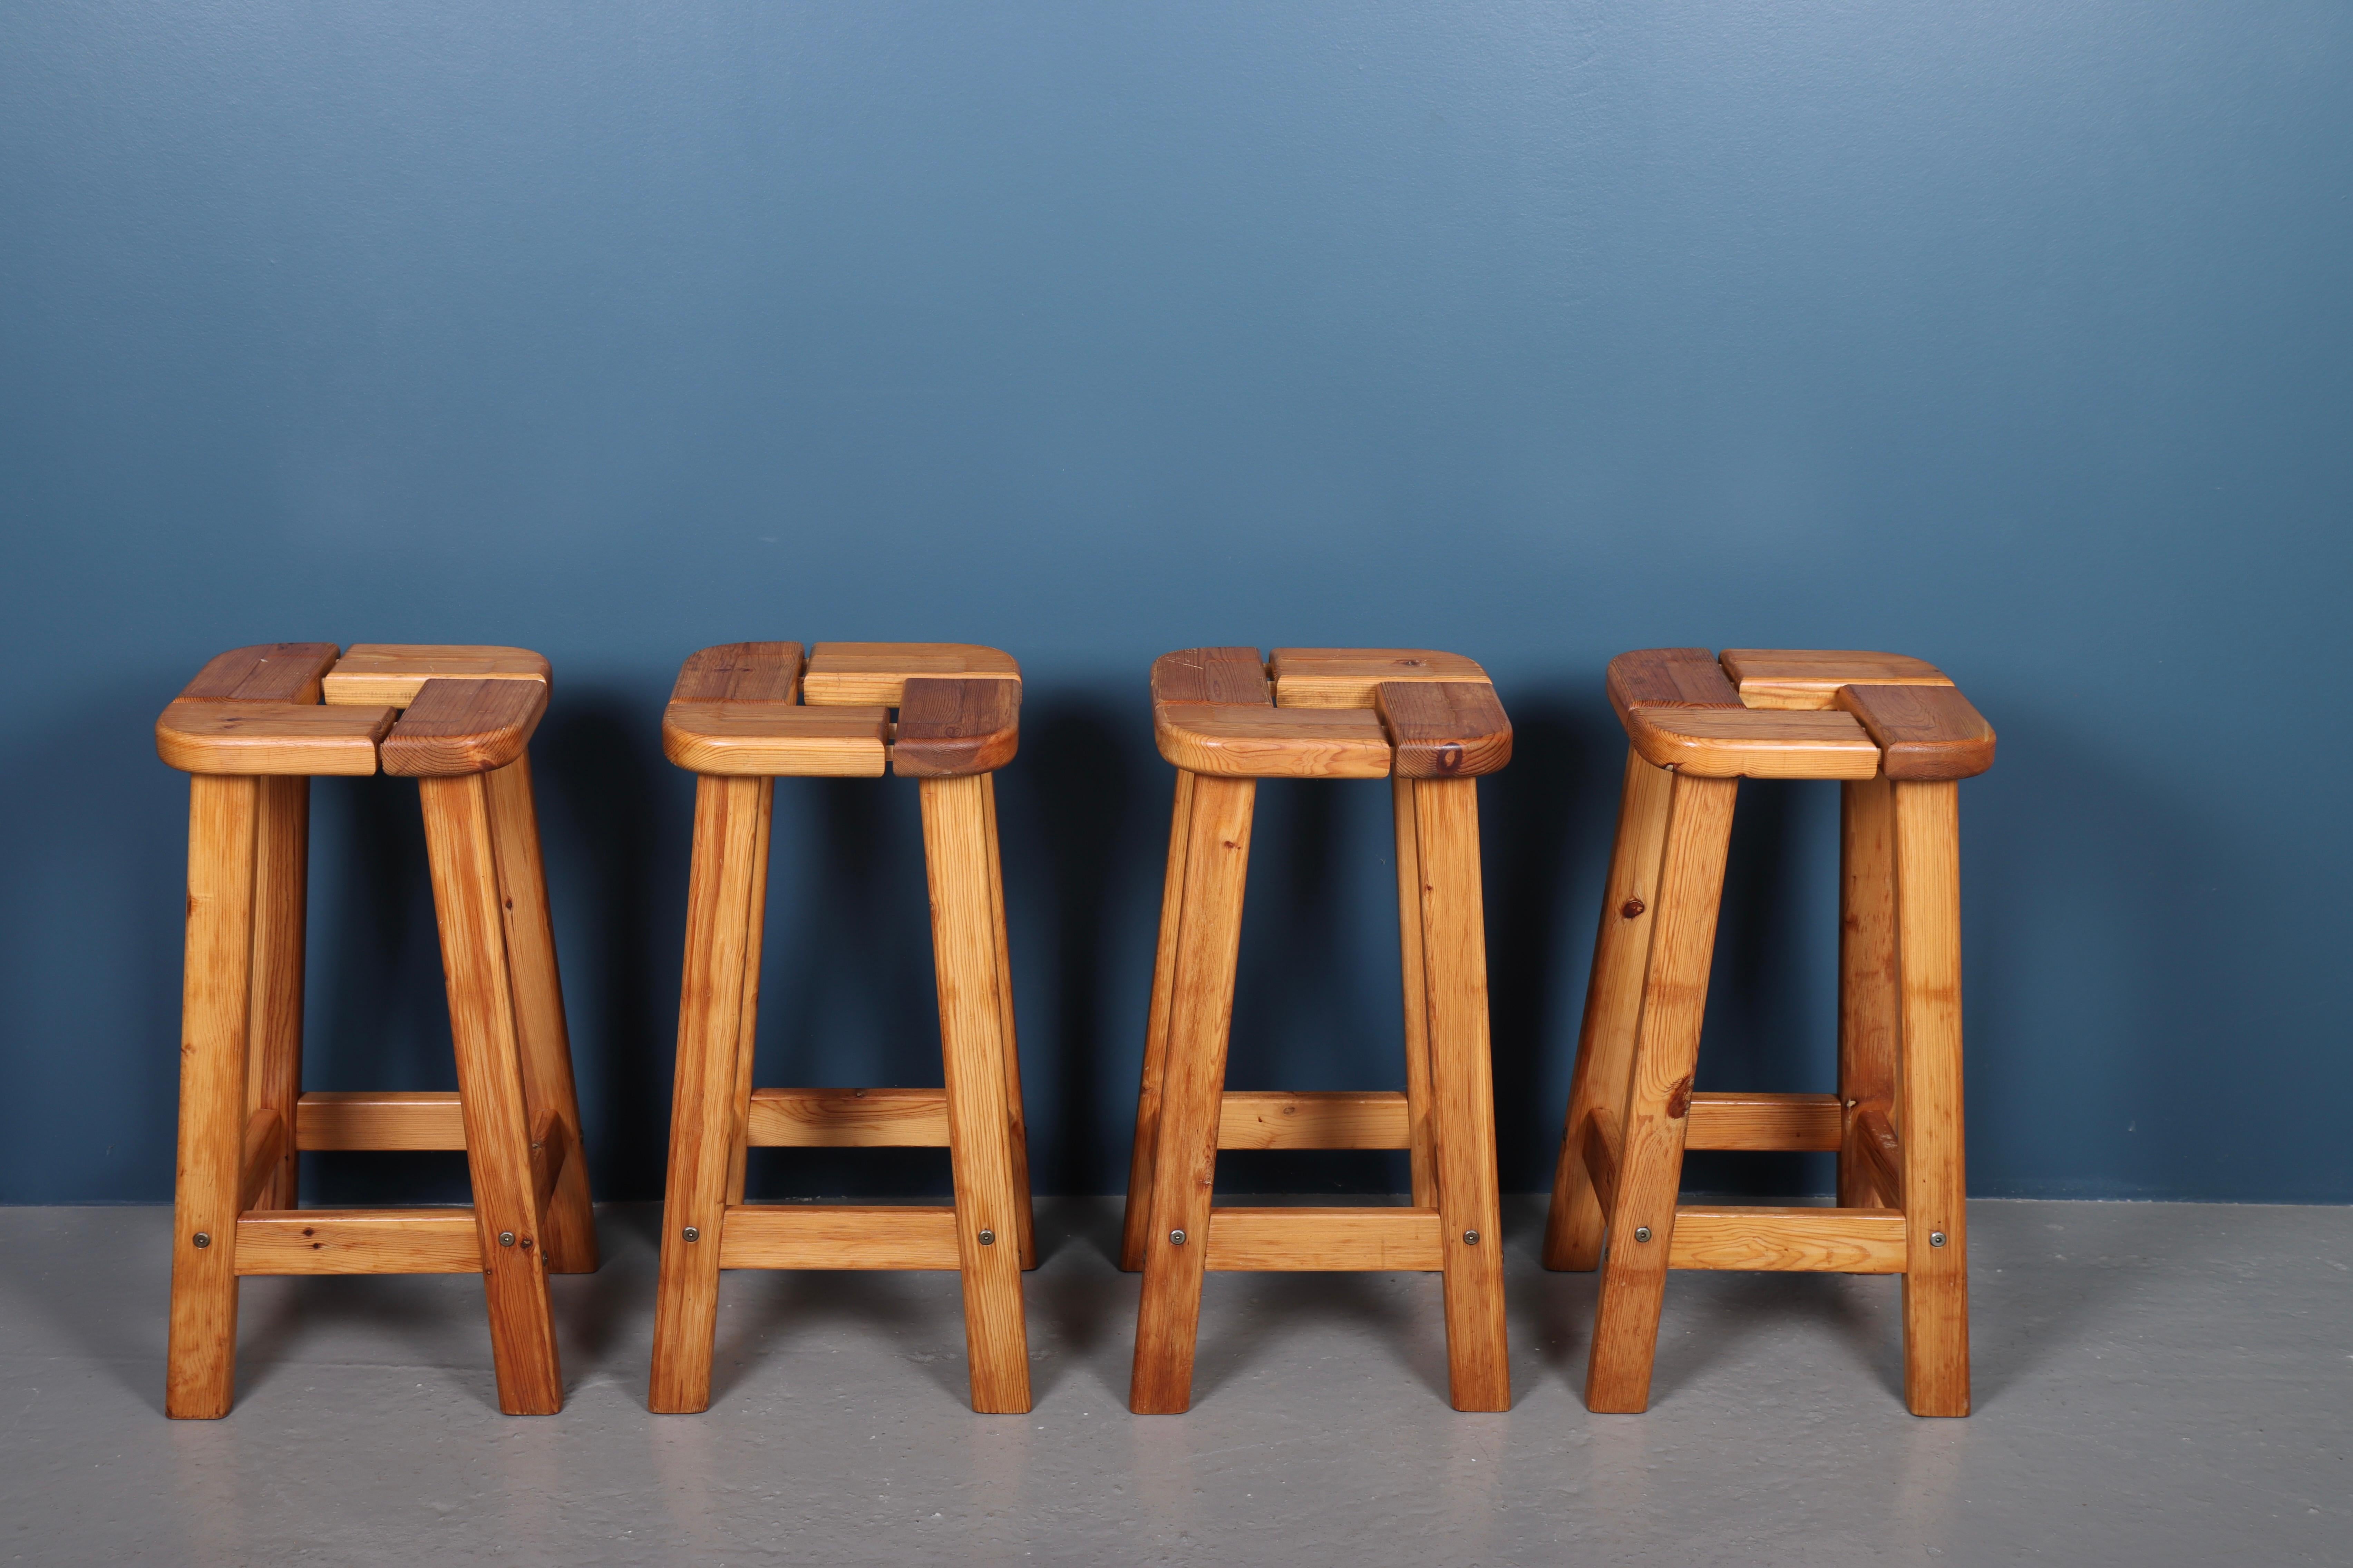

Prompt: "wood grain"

[725,778,773,1209]
[893,677,1021,777]
[1203,1207,1444,1271]
[295,1090,467,1149]
[745,1087,951,1146]
[1839,776,1901,1207]
[1683,1091,1845,1151]
[234,1209,483,1274]
[1392,776,1439,1208]
[919,773,1032,1413]
[802,642,1021,707]
[1666,1207,1908,1273]
[1835,684,1996,781]
[418,771,564,1414]
[1544,747,1675,1271]
[1268,648,1488,708]
[670,642,804,704]
[1376,680,1513,778]
[1718,649,1949,710]
[1850,1107,1905,1210]
[1130,775,1255,1413]
[1622,706,1881,780]
[1150,647,1269,706]
[649,774,768,1414]
[981,774,1038,1270]
[179,643,341,704]
[1585,771,1739,1414]
[166,773,258,1419]
[1216,1091,1411,1149]
[381,678,547,777]
[662,703,889,776]
[236,1109,286,1214]
[1895,779,1970,1416]
[1153,702,1392,778]
[244,775,309,1209]
[156,700,392,776]
[716,1205,962,1270]
[1120,770,1195,1272]
[323,645,551,708]
[1578,1109,1621,1216]
[1411,776,1511,1411]
[1605,648,1743,716]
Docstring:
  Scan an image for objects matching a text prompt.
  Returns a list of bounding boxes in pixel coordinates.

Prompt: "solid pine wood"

[1836,683,1997,781]
[1411,777,1512,1411]
[322,645,551,708]
[165,774,259,1419]
[894,677,1022,777]
[661,703,890,776]
[155,699,393,775]
[236,1109,288,1213]
[178,642,342,704]
[981,774,1039,1269]
[724,779,773,1211]
[1839,776,1902,1208]
[920,774,1033,1413]
[1666,1207,1908,1272]
[1268,647,1488,708]
[745,1086,952,1146]
[1130,773,1257,1414]
[1217,1091,1412,1150]
[1203,1208,1444,1271]
[716,1205,963,1269]
[1683,1092,1846,1150]
[380,678,547,777]
[1151,647,1270,706]
[234,1209,485,1273]
[1391,777,1440,1208]
[244,775,309,1210]
[1543,747,1676,1271]
[418,771,564,1415]
[1151,703,1393,778]
[1585,771,1740,1414]
[1604,647,1743,716]
[1622,705,1882,779]
[1718,648,1949,709]
[295,1090,468,1149]
[1376,680,1514,778]
[1895,779,1970,1416]
[801,641,1021,707]
[648,774,768,1415]
[670,641,805,703]
[1120,769,1195,1271]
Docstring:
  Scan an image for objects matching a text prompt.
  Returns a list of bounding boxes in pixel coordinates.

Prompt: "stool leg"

[724,779,772,1210]
[649,775,769,1414]
[1585,772,1738,1414]
[1120,770,1195,1272]
[484,755,599,1274]
[982,775,1039,1271]
[166,775,261,1419]
[1130,774,1255,1414]
[1838,777,1901,1208]
[1392,778,1438,1209]
[1544,747,1676,1271]
[1410,777,1511,1411]
[419,772,563,1416]
[1894,780,1970,1417]
[245,775,308,1212]
[921,774,1032,1414]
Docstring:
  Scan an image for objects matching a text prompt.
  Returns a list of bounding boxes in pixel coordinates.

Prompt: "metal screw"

[682,1226,701,1243]
[978,1229,996,1246]
[1929,1231,1948,1248]
[1462,1230,1480,1245]
[1620,898,1645,919]
[1632,1225,1653,1244]
[192,1233,212,1249]
[498,1231,517,1248]
[1169,1229,1187,1246]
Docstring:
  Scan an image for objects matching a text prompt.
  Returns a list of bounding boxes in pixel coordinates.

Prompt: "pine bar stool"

[1122,648,1514,1413]
[1542,648,1995,1417]
[155,643,597,1420]
[649,642,1037,1415]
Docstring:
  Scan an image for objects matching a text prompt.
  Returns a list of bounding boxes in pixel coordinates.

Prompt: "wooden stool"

[1121,648,1515,1413]
[155,643,597,1419]
[648,642,1037,1415]
[1542,648,1996,1416]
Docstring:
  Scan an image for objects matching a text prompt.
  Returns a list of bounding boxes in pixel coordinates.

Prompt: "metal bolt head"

[1632,1225,1653,1244]
[682,1226,701,1243]
[1929,1231,1948,1248]
[1462,1230,1480,1245]
[498,1231,517,1248]
[192,1232,212,1249]
[978,1229,996,1246]
[1169,1229,1187,1246]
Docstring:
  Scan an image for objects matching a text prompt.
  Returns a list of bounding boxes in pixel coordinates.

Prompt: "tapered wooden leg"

[1130,774,1255,1414]
[244,775,308,1212]
[1839,777,1901,1208]
[419,772,564,1416]
[723,779,772,1210]
[1544,747,1676,1271]
[483,755,598,1274]
[1412,778,1511,1411]
[921,774,1032,1413]
[1120,770,1195,1272]
[1392,778,1438,1209]
[1585,772,1738,1414]
[166,775,260,1420]
[981,774,1038,1271]
[649,775,768,1414]
[1894,780,1969,1417]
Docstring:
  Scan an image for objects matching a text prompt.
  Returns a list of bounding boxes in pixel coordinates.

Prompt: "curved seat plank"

[1376,681,1513,779]
[1835,684,1995,781]
[1623,707,1880,780]
[1270,648,1489,710]
[156,700,395,776]
[1606,648,1743,718]
[178,644,342,705]
[1154,703,1392,779]
[802,643,1021,708]
[324,645,552,709]
[894,678,1020,778]
[1718,649,1949,711]
[380,679,548,777]
[662,703,889,777]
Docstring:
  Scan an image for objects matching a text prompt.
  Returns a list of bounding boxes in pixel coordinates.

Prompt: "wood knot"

[1620,898,1645,919]
[1665,1077,1692,1119]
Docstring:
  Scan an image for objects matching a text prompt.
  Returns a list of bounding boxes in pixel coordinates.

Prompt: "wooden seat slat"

[1270,648,1489,709]
[1719,648,1950,710]
[1836,683,1996,780]
[1376,680,1513,778]
[893,677,1021,777]
[178,643,342,705]
[1606,647,1743,716]
[323,645,551,708]
[1150,647,1271,706]
[378,678,547,777]
[156,699,394,776]
[1153,702,1393,778]
[802,642,1021,707]
[670,641,804,704]
[1623,706,1881,779]
[661,703,888,776]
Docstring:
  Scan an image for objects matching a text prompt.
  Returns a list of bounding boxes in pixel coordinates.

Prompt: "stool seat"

[801,640,1021,706]
[661,641,1020,777]
[1150,645,1512,780]
[322,644,551,707]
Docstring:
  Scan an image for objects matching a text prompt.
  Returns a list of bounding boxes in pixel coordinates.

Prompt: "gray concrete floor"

[0,1197,2345,1566]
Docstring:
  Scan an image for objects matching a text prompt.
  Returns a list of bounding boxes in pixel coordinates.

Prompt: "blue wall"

[3,2,2347,1204]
